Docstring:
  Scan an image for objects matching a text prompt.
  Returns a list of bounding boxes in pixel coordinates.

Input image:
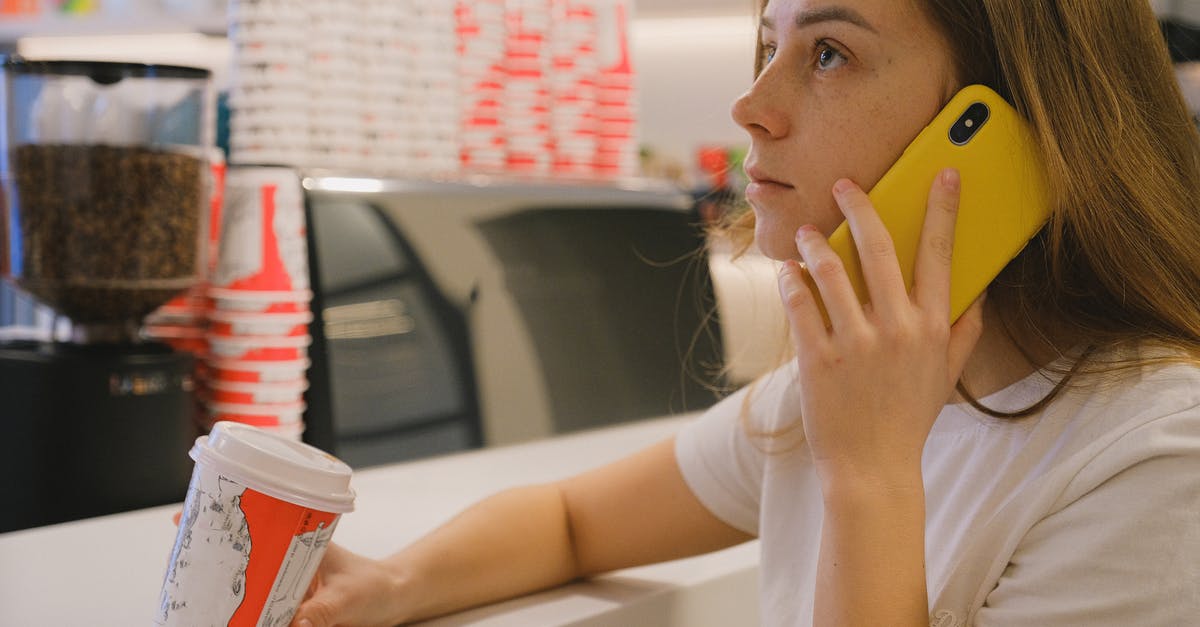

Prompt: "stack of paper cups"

[359,0,412,176]
[223,1,639,183]
[406,0,461,177]
[504,0,552,176]
[307,0,368,172]
[549,0,599,178]
[593,0,639,179]
[227,0,310,168]
[205,166,312,440]
[458,0,508,172]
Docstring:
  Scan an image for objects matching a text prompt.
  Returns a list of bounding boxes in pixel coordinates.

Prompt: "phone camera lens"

[950,102,991,145]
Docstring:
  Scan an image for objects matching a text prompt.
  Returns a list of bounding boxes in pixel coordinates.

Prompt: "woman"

[292,1,1200,625]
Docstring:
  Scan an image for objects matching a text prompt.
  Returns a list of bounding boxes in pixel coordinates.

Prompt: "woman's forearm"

[382,483,581,624]
[813,471,929,627]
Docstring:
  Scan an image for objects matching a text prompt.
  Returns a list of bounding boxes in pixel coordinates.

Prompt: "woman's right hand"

[290,543,409,627]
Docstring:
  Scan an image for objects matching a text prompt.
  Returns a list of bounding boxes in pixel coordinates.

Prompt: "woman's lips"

[745,176,794,204]
[746,165,788,183]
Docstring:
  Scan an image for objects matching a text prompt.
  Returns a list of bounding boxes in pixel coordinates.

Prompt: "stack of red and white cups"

[224,0,638,183]
[457,0,509,172]
[549,0,600,178]
[204,166,312,441]
[593,0,639,179]
[504,0,553,177]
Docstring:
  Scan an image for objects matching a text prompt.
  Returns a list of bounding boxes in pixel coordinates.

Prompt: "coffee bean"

[11,144,204,323]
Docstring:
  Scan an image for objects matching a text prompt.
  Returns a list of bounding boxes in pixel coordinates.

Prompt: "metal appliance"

[300,176,724,467]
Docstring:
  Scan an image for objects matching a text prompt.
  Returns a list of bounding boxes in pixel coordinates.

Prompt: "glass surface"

[0,60,213,325]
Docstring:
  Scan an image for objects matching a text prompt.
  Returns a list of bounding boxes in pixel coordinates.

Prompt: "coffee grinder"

[0,59,213,532]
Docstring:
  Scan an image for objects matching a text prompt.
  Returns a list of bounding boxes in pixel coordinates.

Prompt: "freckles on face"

[738,0,958,261]
[752,112,861,260]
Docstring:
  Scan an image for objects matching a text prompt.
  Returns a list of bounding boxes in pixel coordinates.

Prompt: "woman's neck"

[954,302,1058,401]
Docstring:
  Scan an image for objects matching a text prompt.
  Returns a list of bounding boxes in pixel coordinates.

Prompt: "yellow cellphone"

[813,84,1052,324]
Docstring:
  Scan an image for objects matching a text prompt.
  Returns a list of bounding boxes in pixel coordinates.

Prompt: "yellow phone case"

[813,84,1051,324]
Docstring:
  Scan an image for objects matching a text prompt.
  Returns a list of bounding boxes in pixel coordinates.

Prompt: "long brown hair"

[721,0,1200,417]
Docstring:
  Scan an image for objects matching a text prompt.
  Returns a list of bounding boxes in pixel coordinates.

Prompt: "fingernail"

[941,168,960,191]
[833,178,856,195]
[795,224,817,239]
[297,619,313,627]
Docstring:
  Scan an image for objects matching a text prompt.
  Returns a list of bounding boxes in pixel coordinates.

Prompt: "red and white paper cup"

[213,167,309,292]
[207,334,312,362]
[155,422,354,626]
[207,379,309,405]
[208,310,312,338]
[208,358,311,384]
[209,287,313,314]
[206,401,306,428]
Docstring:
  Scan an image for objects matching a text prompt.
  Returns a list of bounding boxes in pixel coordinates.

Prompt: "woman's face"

[734,0,960,260]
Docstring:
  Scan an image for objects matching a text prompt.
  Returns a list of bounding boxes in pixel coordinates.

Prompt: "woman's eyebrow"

[760,6,878,34]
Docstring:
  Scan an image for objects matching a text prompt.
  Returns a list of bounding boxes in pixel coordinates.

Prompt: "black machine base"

[0,341,197,533]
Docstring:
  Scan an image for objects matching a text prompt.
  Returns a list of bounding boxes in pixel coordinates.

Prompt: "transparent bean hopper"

[0,59,213,532]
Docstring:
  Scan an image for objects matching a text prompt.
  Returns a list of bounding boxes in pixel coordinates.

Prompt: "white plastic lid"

[190,422,355,513]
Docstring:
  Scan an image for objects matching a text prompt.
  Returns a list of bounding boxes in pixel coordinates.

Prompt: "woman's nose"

[731,72,790,140]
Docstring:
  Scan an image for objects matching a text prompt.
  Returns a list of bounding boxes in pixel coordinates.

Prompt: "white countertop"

[0,414,760,626]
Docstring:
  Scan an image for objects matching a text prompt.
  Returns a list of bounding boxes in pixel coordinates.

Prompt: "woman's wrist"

[380,553,421,624]
[817,463,925,510]
[813,466,929,627]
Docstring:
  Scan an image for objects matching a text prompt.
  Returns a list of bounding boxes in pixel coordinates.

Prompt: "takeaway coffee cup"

[155,421,354,626]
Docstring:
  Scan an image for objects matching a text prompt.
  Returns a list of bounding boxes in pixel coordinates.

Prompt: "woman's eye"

[762,44,777,65]
[816,42,847,71]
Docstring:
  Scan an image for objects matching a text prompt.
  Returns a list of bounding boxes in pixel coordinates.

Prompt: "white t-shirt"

[675,358,1200,626]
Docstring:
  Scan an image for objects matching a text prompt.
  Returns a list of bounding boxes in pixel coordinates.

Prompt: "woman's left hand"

[777,169,985,491]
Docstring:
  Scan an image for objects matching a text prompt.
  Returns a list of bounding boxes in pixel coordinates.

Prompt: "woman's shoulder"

[1044,356,1200,490]
[1071,351,1200,422]
[928,354,1200,483]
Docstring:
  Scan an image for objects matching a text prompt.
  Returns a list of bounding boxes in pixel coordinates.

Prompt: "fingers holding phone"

[910,167,960,318]
[777,171,983,484]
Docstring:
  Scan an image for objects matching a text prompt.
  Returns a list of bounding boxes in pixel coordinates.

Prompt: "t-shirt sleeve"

[675,364,800,536]
[674,386,764,536]
[976,407,1200,626]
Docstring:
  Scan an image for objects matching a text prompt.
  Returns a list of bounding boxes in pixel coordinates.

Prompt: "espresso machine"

[0,59,213,532]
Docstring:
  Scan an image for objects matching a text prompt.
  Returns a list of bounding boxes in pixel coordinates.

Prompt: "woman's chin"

[754,220,802,261]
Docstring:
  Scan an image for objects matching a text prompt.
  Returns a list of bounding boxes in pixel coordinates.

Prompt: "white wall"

[632,15,758,176]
